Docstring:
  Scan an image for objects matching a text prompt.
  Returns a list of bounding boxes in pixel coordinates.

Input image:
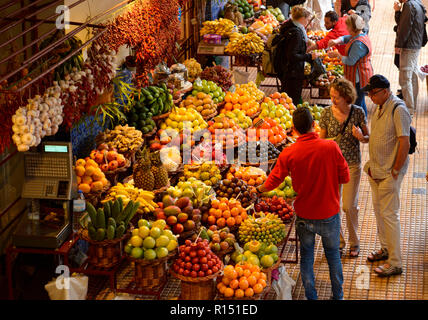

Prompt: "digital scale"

[12,142,78,249]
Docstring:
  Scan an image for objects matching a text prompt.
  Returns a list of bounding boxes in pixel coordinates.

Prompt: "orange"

[75,166,85,177]
[239,279,249,290]
[212,209,222,218]
[219,203,229,211]
[217,283,227,294]
[82,175,93,185]
[234,289,245,298]
[229,279,239,289]
[258,279,267,288]
[211,199,220,208]
[209,208,217,215]
[76,159,86,167]
[260,272,267,281]
[250,265,260,273]
[244,287,254,297]
[217,217,226,228]
[220,197,229,204]
[238,95,248,104]
[243,269,251,278]
[77,176,82,184]
[225,102,233,111]
[240,212,248,220]
[235,266,244,277]
[231,95,239,104]
[78,183,91,193]
[207,216,216,225]
[226,217,236,227]
[235,215,243,225]
[247,275,257,287]
[222,277,231,286]
[231,207,240,217]
[222,210,231,219]
[224,287,234,298]
[253,283,264,294]
[224,93,232,103]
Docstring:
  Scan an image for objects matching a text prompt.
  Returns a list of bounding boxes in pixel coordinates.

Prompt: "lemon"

[130,235,143,247]
[132,229,139,237]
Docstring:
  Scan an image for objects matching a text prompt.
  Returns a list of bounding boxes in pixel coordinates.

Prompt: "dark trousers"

[281,77,303,105]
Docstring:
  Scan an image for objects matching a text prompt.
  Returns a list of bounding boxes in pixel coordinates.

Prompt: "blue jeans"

[355,82,367,116]
[296,213,344,300]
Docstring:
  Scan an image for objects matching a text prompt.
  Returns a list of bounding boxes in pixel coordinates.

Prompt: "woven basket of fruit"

[79,229,129,269]
[170,238,223,299]
[261,258,282,288]
[216,263,269,299]
[202,109,218,121]
[129,250,177,289]
[104,158,132,185]
[85,180,111,207]
[152,112,171,122]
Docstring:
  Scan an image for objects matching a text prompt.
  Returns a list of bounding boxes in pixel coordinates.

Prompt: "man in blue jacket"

[394,0,427,117]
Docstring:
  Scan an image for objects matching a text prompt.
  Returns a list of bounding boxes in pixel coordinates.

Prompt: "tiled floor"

[94,0,427,300]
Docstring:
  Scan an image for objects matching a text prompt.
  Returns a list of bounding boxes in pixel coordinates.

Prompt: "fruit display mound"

[214,177,258,209]
[238,213,287,245]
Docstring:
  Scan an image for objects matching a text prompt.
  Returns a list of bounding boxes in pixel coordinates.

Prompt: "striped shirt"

[363,94,411,180]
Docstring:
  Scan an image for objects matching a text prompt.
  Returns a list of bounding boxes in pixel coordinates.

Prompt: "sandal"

[349,245,360,258]
[374,264,403,277]
[367,248,388,262]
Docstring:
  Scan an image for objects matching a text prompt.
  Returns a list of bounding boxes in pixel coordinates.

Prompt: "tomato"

[179,261,185,269]
[190,251,197,258]
[201,264,209,271]
[179,252,186,259]
[206,254,212,260]
[198,271,205,277]
[193,264,201,272]
[184,270,190,276]
[185,262,193,270]
[191,271,198,278]
[206,269,213,275]
[198,249,206,257]
[207,261,214,268]
[200,257,208,264]
[184,247,191,254]
[179,268,184,274]
[192,257,199,264]
[185,240,191,246]
[212,266,219,273]
[185,256,191,262]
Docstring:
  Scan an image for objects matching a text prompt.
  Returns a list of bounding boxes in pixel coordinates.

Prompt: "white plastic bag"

[417,65,428,82]
[45,274,88,300]
[272,266,296,300]
[233,69,250,85]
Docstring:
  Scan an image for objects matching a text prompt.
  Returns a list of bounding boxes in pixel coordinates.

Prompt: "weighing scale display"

[44,145,68,153]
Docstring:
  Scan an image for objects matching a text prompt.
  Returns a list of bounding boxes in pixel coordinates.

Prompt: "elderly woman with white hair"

[327,14,373,116]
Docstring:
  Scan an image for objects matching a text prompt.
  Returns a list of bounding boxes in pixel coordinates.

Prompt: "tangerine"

[226,217,236,227]
[75,166,85,177]
[260,273,267,281]
[258,279,267,288]
[234,289,245,298]
[231,207,240,217]
[235,266,244,277]
[244,287,254,297]
[247,275,257,286]
[253,283,264,294]
[224,288,234,298]
[214,209,223,218]
[239,279,249,290]
[229,279,239,289]
[219,203,229,211]
[207,216,216,225]
[222,210,231,219]
[217,283,227,294]
[217,218,226,228]
[222,277,231,286]
[211,199,220,208]
[243,269,251,278]
[235,215,243,225]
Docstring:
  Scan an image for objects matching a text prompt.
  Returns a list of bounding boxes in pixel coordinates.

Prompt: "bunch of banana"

[102,183,158,214]
[225,32,264,55]
[200,18,235,37]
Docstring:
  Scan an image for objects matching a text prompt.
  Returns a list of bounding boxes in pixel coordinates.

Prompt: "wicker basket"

[170,264,222,300]
[129,250,177,289]
[261,258,282,288]
[79,229,128,269]
[85,181,111,207]
[202,109,218,121]
[104,158,132,185]
[142,126,157,138]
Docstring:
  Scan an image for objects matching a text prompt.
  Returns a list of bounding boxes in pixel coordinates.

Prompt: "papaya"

[108,217,116,229]
[164,205,181,217]
[117,200,133,223]
[88,226,97,240]
[117,197,123,213]
[103,201,111,219]
[124,201,140,227]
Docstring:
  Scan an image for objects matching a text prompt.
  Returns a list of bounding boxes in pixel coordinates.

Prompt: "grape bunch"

[200,65,233,92]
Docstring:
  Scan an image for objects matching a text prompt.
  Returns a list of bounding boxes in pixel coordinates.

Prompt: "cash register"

[12,142,78,248]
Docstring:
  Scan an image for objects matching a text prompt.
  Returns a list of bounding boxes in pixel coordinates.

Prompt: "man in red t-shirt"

[308,11,349,56]
[256,107,350,300]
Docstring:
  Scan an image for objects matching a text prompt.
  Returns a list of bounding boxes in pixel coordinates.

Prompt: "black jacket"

[276,19,312,80]
[395,0,427,49]
[340,0,371,33]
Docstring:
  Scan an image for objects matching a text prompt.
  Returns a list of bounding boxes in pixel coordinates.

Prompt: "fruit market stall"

[1,0,316,301]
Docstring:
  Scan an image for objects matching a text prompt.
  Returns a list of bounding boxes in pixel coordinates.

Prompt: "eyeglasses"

[367,89,384,97]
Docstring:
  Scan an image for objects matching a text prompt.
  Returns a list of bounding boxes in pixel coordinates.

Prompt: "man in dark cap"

[353,74,411,277]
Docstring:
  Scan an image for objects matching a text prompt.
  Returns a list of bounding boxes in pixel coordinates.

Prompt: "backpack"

[393,103,417,154]
[262,32,288,76]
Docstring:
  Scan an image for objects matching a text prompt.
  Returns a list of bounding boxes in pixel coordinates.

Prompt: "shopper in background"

[327,14,373,116]
[256,107,350,300]
[360,74,411,277]
[276,6,321,105]
[266,0,307,18]
[334,0,372,34]
[394,0,427,117]
[319,78,369,258]
[307,11,349,55]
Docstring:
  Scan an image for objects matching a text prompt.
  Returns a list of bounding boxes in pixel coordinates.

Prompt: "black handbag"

[306,57,327,82]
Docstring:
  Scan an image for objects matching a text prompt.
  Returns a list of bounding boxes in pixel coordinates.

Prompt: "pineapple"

[150,151,169,190]
[133,148,155,191]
